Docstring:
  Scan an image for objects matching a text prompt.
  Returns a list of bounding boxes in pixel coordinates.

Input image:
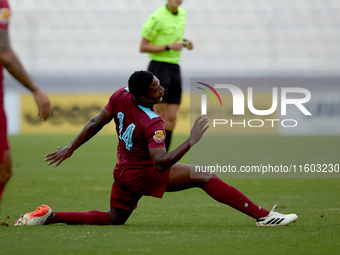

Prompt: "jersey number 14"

[117,112,136,151]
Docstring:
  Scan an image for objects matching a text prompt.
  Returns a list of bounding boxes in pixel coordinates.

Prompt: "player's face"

[146,76,165,105]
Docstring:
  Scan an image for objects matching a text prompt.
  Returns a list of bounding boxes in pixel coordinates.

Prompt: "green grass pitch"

[0,134,339,255]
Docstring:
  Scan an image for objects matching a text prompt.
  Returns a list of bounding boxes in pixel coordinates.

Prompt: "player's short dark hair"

[128,70,154,99]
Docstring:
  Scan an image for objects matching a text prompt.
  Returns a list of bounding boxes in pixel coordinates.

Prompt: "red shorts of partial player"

[110,163,171,210]
[0,105,9,163]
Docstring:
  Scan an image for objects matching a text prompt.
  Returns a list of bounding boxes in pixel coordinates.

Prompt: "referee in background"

[140,0,193,151]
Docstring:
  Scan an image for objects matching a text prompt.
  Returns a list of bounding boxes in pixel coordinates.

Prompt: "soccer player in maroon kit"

[0,0,52,210]
[15,71,297,227]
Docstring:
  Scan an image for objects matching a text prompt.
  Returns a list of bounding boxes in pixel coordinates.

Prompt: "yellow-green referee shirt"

[141,5,187,64]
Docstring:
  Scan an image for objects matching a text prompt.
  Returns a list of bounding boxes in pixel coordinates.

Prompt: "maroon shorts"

[110,164,171,210]
[0,106,9,163]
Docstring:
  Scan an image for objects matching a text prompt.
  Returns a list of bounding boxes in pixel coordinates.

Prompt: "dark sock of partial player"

[0,184,4,201]
[202,177,270,219]
[165,130,172,152]
[46,211,112,225]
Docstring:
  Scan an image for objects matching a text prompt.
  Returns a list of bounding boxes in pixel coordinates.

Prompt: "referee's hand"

[183,40,194,50]
[169,39,184,51]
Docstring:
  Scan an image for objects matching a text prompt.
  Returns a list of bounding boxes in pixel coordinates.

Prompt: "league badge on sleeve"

[153,130,165,143]
[0,8,10,24]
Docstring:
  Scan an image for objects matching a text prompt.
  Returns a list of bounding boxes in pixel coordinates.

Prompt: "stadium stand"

[8,0,340,78]
[1,0,338,97]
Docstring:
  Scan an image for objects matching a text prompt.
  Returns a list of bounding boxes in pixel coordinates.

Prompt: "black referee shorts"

[147,60,182,104]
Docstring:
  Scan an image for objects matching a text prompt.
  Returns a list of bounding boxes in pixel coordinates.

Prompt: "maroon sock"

[0,184,4,201]
[202,177,269,219]
[47,210,112,225]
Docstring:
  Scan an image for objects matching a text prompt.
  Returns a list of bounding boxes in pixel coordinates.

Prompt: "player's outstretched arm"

[149,116,209,172]
[45,108,114,167]
[0,29,52,120]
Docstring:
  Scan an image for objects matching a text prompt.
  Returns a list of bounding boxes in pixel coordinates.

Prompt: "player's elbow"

[139,39,150,53]
[149,148,169,172]
[139,45,147,53]
[0,49,15,67]
[88,116,105,131]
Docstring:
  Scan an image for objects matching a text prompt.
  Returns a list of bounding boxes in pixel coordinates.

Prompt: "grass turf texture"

[0,134,339,255]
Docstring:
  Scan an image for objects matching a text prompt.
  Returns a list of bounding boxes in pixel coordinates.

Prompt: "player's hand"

[169,39,184,51]
[45,146,73,167]
[33,88,52,120]
[190,116,209,146]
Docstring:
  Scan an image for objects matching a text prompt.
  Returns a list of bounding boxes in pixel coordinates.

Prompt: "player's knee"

[109,207,131,225]
[0,151,12,183]
[164,118,176,130]
[111,218,127,225]
[168,114,177,124]
[193,171,213,181]
[6,169,12,181]
[195,172,214,188]
[0,166,12,184]
[110,214,129,225]
[170,119,177,129]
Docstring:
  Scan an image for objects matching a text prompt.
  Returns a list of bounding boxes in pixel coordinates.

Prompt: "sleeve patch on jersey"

[153,130,164,143]
[0,8,10,24]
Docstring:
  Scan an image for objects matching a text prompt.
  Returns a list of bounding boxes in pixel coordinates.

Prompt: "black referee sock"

[165,130,172,152]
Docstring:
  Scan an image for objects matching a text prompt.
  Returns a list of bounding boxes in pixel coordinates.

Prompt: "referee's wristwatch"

[165,45,170,51]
